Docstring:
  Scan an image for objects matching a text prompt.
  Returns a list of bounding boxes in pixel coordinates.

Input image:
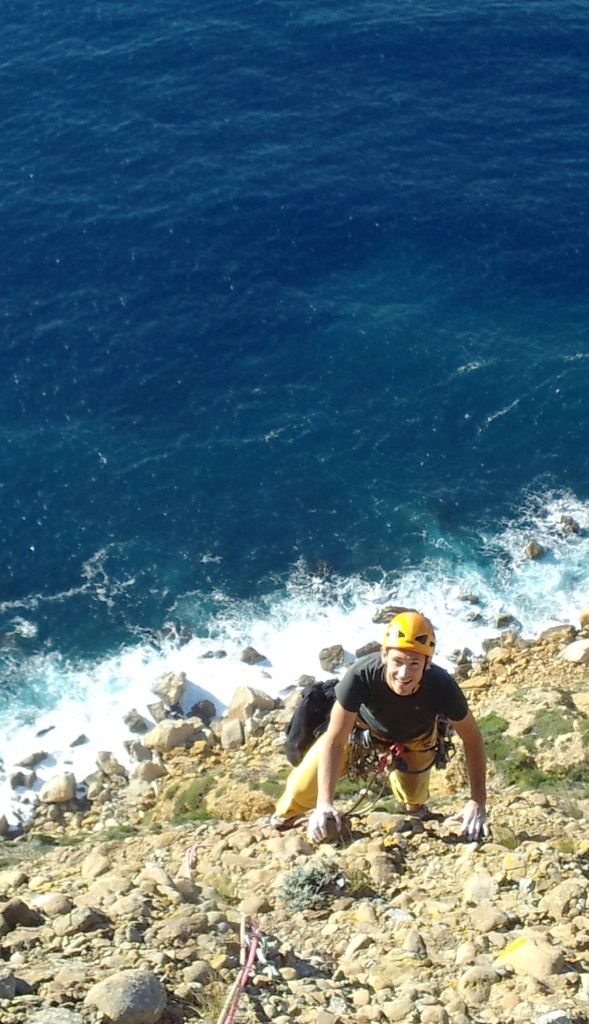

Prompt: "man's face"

[381,647,427,696]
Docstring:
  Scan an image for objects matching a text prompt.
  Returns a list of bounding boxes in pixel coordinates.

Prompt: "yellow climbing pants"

[275,721,438,817]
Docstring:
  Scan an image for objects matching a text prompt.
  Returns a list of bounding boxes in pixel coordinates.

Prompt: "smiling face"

[381,647,427,696]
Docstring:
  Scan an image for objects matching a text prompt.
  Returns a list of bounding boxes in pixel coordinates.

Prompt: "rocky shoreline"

[2,609,589,1024]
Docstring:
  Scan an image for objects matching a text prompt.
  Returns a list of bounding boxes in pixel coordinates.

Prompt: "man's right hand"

[308,803,341,843]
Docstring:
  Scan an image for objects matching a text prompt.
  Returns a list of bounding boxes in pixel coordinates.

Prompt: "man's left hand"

[459,800,489,841]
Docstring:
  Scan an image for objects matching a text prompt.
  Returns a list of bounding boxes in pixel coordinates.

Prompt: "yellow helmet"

[381,611,435,656]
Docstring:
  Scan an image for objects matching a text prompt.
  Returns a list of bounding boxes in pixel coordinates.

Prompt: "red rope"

[223,923,260,1024]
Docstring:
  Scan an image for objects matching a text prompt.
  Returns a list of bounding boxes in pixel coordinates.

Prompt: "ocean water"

[2,0,589,823]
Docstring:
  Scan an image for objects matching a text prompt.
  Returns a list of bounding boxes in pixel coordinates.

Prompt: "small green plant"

[532,709,573,740]
[279,858,345,913]
[165,782,181,799]
[172,774,214,824]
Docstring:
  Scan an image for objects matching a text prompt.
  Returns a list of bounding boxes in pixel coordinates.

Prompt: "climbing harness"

[344,716,456,817]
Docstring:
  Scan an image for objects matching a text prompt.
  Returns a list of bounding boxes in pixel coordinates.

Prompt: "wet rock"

[85,969,166,1024]
[152,671,187,708]
[18,750,48,768]
[67,734,87,750]
[560,515,580,534]
[355,641,381,657]
[187,699,216,725]
[240,646,267,665]
[525,539,545,559]
[372,605,409,624]
[124,708,150,734]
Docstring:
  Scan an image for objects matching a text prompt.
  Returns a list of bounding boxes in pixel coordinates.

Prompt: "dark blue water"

[1,0,589,678]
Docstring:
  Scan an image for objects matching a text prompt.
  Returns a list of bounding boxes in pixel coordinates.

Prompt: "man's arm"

[450,709,488,839]
[308,701,356,842]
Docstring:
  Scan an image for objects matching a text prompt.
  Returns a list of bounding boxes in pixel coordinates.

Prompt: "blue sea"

[2,0,589,822]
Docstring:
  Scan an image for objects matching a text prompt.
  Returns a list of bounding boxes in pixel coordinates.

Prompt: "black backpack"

[284,680,337,766]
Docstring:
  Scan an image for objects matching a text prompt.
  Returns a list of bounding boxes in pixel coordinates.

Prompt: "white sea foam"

[1,490,588,826]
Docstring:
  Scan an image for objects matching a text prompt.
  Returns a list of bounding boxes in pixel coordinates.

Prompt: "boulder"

[152,671,187,708]
[240,646,267,665]
[17,750,48,768]
[457,966,501,1005]
[143,717,205,753]
[221,718,245,749]
[124,708,150,734]
[0,897,43,929]
[226,686,274,721]
[525,539,545,559]
[493,935,565,979]
[96,751,127,777]
[39,772,76,803]
[319,644,345,671]
[85,969,166,1024]
[129,761,167,783]
[538,879,587,919]
[560,639,589,664]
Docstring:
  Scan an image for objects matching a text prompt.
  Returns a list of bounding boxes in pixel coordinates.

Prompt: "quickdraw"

[216,916,261,1024]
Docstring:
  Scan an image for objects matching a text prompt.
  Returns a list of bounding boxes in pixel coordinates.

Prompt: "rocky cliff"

[2,619,589,1024]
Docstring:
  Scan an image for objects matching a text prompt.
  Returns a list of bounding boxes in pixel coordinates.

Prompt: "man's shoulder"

[423,662,458,687]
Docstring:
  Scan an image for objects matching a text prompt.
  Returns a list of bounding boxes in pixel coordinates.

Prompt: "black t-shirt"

[335,652,469,742]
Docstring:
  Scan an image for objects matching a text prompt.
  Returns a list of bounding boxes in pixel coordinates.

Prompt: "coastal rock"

[560,515,580,534]
[372,605,408,624]
[84,969,166,1024]
[226,686,275,720]
[96,751,127,777]
[221,718,245,749]
[143,717,206,752]
[18,750,48,768]
[560,639,589,664]
[129,761,167,783]
[319,644,345,671]
[124,708,150,734]
[240,646,267,665]
[152,671,187,708]
[39,772,76,803]
[525,539,546,559]
[187,698,216,724]
[0,814,8,837]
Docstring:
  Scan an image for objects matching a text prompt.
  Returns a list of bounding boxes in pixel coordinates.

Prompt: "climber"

[271,610,488,843]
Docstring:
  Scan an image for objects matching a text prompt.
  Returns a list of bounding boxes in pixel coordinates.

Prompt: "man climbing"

[271,610,488,843]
